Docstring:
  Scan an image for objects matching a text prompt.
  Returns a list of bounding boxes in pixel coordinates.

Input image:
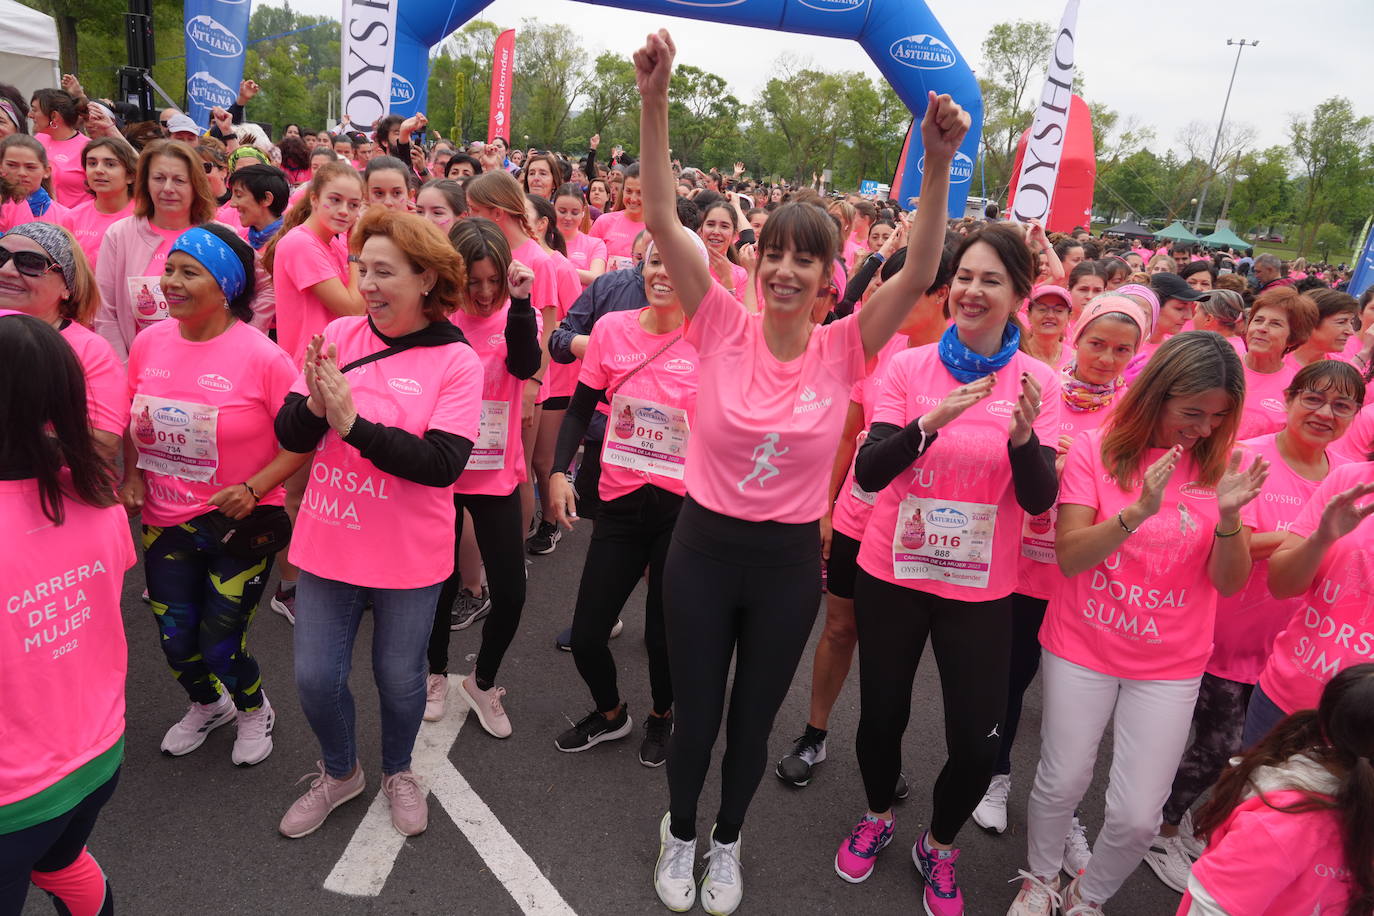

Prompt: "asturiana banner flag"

[184,0,252,127]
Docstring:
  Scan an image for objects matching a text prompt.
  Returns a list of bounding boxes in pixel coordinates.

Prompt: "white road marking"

[324,677,578,915]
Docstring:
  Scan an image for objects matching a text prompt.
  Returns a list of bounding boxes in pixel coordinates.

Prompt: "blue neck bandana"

[170,227,246,303]
[26,188,53,218]
[938,321,1021,383]
[247,218,283,251]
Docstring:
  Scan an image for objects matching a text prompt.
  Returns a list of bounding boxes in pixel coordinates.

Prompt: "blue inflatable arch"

[388,0,982,215]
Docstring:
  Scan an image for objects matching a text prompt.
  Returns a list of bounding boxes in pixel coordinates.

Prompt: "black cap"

[1151,272,1210,303]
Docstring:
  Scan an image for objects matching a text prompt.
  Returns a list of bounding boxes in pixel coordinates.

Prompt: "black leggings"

[1162,672,1253,825]
[993,592,1050,776]
[664,498,821,843]
[853,571,1012,845]
[569,485,680,715]
[0,768,119,915]
[427,490,526,685]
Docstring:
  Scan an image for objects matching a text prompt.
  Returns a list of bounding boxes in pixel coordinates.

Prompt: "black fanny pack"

[194,505,292,560]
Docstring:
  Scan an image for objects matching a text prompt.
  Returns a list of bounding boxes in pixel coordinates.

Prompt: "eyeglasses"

[1296,390,1360,418]
[0,246,61,279]
[1029,302,1070,317]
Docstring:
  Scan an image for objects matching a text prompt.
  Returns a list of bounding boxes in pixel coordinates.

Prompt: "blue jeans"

[294,571,442,778]
[1241,683,1287,750]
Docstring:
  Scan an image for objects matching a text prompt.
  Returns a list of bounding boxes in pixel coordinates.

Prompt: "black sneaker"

[526,520,562,555]
[555,704,632,752]
[895,771,910,801]
[776,724,827,786]
[450,586,492,630]
[639,712,672,768]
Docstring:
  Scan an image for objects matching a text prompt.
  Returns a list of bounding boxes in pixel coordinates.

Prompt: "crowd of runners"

[3,26,1374,916]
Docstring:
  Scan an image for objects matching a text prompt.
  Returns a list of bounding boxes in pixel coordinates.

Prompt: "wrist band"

[871,252,886,264]
[339,416,356,439]
[1117,510,1138,534]
[530,376,543,385]
[1215,521,1243,538]
[242,482,259,500]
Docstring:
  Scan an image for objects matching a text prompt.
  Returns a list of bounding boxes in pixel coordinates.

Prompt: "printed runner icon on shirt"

[129,276,170,330]
[737,433,789,491]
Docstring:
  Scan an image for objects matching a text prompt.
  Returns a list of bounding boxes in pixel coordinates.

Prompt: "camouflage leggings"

[1162,672,1252,825]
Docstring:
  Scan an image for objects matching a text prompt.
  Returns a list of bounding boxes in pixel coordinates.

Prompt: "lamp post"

[1193,39,1257,233]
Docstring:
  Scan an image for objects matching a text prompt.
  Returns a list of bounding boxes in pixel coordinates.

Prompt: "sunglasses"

[202,161,216,174]
[0,246,61,279]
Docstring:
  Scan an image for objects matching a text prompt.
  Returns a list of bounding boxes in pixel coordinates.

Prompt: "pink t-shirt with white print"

[288,316,483,588]
[1015,395,1116,601]
[1237,362,1297,441]
[126,319,296,526]
[37,132,91,209]
[831,334,908,542]
[685,281,867,524]
[1257,461,1374,713]
[580,308,699,500]
[57,199,134,271]
[544,249,585,400]
[1207,434,1333,683]
[451,303,540,497]
[0,475,134,809]
[1328,403,1374,465]
[565,231,607,278]
[60,320,128,437]
[856,345,1062,600]
[589,210,645,265]
[1179,789,1350,916]
[272,225,351,365]
[1040,427,1255,680]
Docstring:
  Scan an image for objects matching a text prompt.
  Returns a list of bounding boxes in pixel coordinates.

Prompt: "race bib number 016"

[602,393,690,480]
[892,496,997,589]
[131,394,219,482]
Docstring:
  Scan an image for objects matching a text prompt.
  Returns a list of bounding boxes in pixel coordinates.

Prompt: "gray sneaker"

[450,586,492,630]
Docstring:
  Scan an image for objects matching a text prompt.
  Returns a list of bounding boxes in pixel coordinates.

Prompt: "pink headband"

[1113,283,1159,331]
[1072,294,1150,347]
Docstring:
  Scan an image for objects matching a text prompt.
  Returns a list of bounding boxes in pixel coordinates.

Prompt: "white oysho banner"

[341,0,399,129]
[1009,0,1079,224]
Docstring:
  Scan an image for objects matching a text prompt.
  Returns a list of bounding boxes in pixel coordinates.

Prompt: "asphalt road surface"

[24,520,1185,916]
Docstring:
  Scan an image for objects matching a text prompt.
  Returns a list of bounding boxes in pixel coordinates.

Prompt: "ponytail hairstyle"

[553,181,592,234]
[31,88,88,132]
[262,160,363,273]
[0,315,116,523]
[526,193,566,256]
[466,168,537,239]
[1101,330,1244,487]
[1195,663,1374,916]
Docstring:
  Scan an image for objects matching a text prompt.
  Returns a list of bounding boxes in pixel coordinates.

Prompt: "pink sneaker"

[913,831,964,916]
[457,675,512,738]
[834,814,894,883]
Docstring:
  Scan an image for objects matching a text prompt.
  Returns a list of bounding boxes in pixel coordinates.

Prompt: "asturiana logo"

[986,399,1016,418]
[197,373,232,392]
[798,0,865,11]
[635,407,670,426]
[928,507,969,529]
[154,406,190,427]
[390,74,415,106]
[889,34,957,71]
[388,377,423,395]
[663,358,695,374]
[1179,482,1217,500]
[185,15,244,58]
[918,151,974,185]
[187,71,236,109]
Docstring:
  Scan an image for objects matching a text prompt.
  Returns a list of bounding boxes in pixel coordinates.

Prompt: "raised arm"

[634,30,711,317]
[857,93,969,359]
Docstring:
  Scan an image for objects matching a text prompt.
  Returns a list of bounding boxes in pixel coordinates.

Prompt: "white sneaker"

[423,674,449,722]
[161,691,236,756]
[1063,876,1107,915]
[973,773,1011,833]
[1062,815,1092,879]
[610,617,624,638]
[1005,869,1061,916]
[231,695,275,765]
[457,675,511,738]
[654,812,697,912]
[1142,833,1193,893]
[700,829,742,916]
[1178,810,1205,859]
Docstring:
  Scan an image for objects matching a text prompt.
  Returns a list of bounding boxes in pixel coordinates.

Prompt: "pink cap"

[1072,294,1150,347]
[1029,284,1072,310]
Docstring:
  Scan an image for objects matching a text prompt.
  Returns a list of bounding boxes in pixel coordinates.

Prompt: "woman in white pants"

[1005,332,1268,916]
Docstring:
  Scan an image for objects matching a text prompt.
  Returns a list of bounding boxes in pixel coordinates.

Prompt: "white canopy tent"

[0,0,61,107]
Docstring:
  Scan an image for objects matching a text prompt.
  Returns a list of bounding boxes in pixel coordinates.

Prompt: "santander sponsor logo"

[197,373,232,392]
[388,377,423,396]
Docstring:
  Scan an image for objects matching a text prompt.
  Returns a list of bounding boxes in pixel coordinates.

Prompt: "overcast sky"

[281,0,1372,157]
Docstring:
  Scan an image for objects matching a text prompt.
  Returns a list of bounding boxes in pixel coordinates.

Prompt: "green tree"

[1313,222,1349,262]
[976,19,1053,194]
[511,19,588,150]
[667,64,741,169]
[574,52,636,141]
[1226,146,1291,235]
[1288,96,1374,254]
[428,20,502,143]
[755,58,845,184]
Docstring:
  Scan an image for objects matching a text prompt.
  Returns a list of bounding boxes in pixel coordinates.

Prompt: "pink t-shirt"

[1179,789,1350,916]
[1207,434,1331,683]
[544,249,585,400]
[271,225,351,365]
[126,319,296,526]
[0,476,133,809]
[831,335,909,542]
[1015,393,1117,601]
[1257,461,1374,713]
[215,201,246,238]
[710,262,749,303]
[843,238,864,272]
[451,303,539,496]
[856,346,1062,600]
[37,132,92,209]
[580,308,700,500]
[685,282,867,524]
[1040,427,1255,680]
[1328,403,1373,465]
[288,316,483,588]
[1237,362,1297,441]
[60,320,128,437]
[511,238,559,314]
[565,231,607,279]
[57,199,134,270]
[589,210,645,266]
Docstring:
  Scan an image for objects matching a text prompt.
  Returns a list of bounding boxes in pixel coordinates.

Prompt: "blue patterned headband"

[170,227,246,303]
